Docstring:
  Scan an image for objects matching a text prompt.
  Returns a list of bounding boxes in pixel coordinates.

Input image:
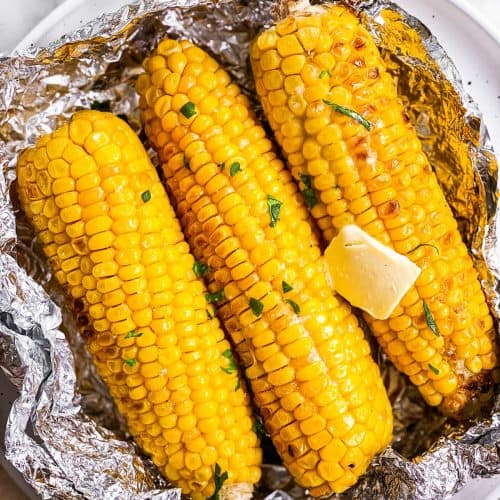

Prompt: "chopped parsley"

[286,298,300,315]
[124,358,136,367]
[221,349,237,375]
[193,260,210,278]
[428,363,440,375]
[205,289,225,303]
[252,419,265,439]
[282,281,293,294]
[423,300,440,336]
[267,195,283,228]
[319,69,332,79]
[208,463,229,500]
[229,162,242,176]
[141,190,151,203]
[90,100,111,112]
[249,297,264,317]
[180,101,196,119]
[125,330,143,339]
[300,173,318,209]
[408,243,440,255]
[322,99,372,131]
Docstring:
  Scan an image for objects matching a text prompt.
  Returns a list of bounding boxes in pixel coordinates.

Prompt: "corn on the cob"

[16,110,261,499]
[250,4,497,418]
[136,39,393,496]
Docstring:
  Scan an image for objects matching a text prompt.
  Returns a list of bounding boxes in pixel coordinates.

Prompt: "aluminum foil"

[0,0,499,498]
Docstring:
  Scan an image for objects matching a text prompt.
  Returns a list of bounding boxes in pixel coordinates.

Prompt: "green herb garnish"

[180,101,196,119]
[205,289,225,303]
[90,100,111,112]
[124,358,136,367]
[125,330,143,339]
[319,69,332,79]
[322,99,372,131]
[235,378,241,391]
[267,195,283,228]
[282,281,293,294]
[286,298,300,315]
[221,349,237,375]
[193,260,210,278]
[408,243,440,255]
[252,419,265,439]
[423,300,440,336]
[300,173,318,209]
[428,363,440,375]
[208,463,229,500]
[249,297,264,317]
[141,190,151,203]
[229,162,242,176]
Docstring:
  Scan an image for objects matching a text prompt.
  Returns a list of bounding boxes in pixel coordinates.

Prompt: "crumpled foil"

[0,0,498,498]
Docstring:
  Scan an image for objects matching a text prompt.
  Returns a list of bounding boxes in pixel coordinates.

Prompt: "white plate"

[12,0,500,499]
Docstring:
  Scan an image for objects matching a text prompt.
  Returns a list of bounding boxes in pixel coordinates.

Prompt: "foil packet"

[0,0,499,498]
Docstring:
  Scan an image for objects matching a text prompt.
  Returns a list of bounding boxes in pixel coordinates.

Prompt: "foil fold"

[0,0,498,498]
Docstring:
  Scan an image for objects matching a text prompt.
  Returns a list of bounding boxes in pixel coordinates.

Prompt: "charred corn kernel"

[17,110,260,497]
[138,38,392,497]
[251,5,497,419]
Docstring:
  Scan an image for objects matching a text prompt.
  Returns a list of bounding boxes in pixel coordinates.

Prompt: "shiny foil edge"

[0,0,497,498]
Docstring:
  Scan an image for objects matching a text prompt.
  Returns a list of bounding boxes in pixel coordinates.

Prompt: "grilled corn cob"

[136,39,393,496]
[250,4,497,418]
[16,110,261,499]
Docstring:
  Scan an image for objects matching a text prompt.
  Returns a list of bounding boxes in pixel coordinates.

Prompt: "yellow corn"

[136,39,393,496]
[250,5,497,418]
[17,110,261,499]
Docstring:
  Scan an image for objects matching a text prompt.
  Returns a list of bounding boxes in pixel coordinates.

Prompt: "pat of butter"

[324,225,421,320]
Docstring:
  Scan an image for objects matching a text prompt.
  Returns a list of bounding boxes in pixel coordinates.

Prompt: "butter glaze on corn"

[250,5,497,418]
[16,110,261,499]
[136,39,393,496]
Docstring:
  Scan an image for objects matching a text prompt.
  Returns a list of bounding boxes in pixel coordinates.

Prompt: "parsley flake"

[221,349,237,375]
[141,190,151,203]
[282,281,293,294]
[208,463,229,500]
[229,162,242,176]
[193,260,210,278]
[300,173,318,209]
[205,289,225,303]
[267,195,283,228]
[249,297,264,317]
[180,101,196,119]
[125,330,143,339]
[252,419,265,439]
[423,300,440,336]
[319,69,332,79]
[124,358,136,367]
[428,363,440,375]
[408,243,440,255]
[322,99,372,131]
[286,298,300,315]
